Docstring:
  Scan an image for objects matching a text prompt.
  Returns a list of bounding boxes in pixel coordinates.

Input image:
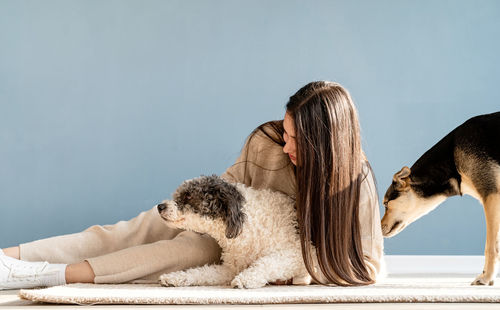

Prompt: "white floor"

[1,256,497,309]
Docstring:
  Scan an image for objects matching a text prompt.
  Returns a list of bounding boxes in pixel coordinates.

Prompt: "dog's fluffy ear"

[225,200,246,239]
[212,177,246,239]
[393,166,411,191]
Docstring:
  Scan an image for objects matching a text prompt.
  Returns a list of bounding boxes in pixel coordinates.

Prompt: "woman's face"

[283,112,297,165]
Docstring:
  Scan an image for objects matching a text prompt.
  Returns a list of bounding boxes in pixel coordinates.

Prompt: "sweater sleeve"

[219,134,252,185]
[220,127,296,198]
[358,163,386,281]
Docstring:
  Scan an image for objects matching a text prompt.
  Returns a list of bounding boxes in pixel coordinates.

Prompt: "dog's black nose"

[157,203,167,212]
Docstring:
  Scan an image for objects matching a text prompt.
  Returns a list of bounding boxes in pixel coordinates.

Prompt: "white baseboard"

[385,255,484,274]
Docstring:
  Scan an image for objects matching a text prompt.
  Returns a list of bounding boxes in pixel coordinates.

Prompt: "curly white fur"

[158,182,311,289]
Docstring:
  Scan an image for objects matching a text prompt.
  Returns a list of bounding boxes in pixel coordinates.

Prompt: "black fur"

[172,174,247,238]
[454,112,500,198]
[402,111,500,199]
[385,185,402,202]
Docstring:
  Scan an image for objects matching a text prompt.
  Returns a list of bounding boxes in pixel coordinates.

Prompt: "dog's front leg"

[231,250,302,289]
[160,264,236,287]
[472,194,500,286]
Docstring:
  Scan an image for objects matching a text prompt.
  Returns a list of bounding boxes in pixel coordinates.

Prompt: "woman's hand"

[269,279,293,285]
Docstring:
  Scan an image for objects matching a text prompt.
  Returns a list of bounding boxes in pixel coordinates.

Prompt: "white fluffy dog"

[156,174,311,289]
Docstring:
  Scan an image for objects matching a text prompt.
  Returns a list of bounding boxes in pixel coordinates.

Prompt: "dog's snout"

[157,203,167,213]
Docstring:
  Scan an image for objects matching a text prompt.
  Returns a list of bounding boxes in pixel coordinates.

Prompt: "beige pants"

[19,207,222,284]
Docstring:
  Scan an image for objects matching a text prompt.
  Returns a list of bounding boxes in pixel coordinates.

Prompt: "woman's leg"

[18,206,182,264]
[2,207,221,286]
[4,209,221,286]
[0,248,95,284]
[1,247,19,260]
[87,230,221,284]
[65,261,95,284]
[2,231,220,288]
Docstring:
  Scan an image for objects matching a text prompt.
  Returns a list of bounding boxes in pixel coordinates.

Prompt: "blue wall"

[1,0,499,254]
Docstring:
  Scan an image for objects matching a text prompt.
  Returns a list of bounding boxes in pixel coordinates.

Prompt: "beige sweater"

[220,126,385,281]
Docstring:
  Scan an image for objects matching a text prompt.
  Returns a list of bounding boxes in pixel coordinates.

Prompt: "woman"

[0,81,383,289]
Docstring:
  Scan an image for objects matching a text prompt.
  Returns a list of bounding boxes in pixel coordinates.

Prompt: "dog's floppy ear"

[202,175,246,239]
[226,206,245,239]
[216,180,246,239]
[393,166,411,191]
[226,193,246,239]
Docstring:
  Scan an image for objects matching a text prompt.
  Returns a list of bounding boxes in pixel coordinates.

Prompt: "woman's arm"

[358,163,385,281]
[220,127,296,197]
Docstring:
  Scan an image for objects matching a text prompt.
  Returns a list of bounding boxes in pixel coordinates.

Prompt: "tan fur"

[393,167,411,191]
[383,161,500,286]
[472,194,500,285]
[455,148,483,202]
[460,173,482,202]
[454,149,500,285]
[471,163,500,285]
[381,190,446,237]
[496,166,500,190]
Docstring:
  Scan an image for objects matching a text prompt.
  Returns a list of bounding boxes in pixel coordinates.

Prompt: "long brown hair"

[236,81,374,286]
[287,81,373,286]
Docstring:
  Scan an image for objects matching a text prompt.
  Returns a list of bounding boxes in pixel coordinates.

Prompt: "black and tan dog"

[381,111,500,285]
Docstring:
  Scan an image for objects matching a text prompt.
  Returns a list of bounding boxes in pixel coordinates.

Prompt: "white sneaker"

[0,254,66,290]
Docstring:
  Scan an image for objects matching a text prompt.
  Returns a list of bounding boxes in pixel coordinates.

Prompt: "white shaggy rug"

[18,275,500,304]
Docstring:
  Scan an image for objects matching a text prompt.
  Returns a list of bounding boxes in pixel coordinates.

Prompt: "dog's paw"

[159,272,191,287]
[231,275,266,289]
[471,273,495,286]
